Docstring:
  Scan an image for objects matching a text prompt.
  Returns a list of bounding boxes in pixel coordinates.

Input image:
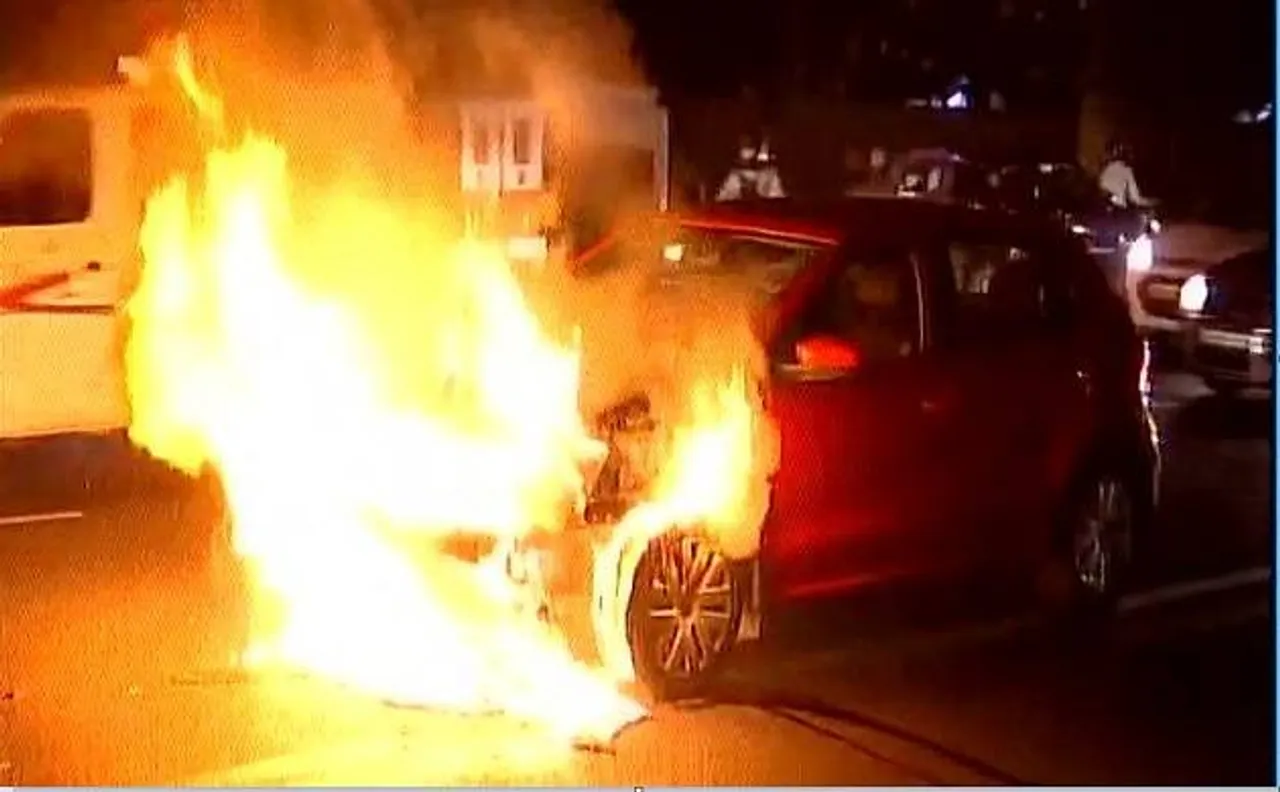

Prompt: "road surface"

[0,369,1272,785]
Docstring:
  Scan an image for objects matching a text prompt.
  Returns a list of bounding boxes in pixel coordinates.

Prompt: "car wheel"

[1039,471,1137,622]
[626,531,743,701]
[1067,473,1136,612]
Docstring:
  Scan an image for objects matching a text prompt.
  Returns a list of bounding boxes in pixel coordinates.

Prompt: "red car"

[582,196,1162,699]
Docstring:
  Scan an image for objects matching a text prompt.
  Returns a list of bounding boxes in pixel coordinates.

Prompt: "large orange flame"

[124,37,772,749]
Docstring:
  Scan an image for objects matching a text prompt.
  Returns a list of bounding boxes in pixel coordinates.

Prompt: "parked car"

[576,196,1161,699]
[1124,193,1269,337]
[1178,246,1274,395]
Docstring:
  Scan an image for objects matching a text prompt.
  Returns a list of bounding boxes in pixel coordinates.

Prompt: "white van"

[0,84,148,442]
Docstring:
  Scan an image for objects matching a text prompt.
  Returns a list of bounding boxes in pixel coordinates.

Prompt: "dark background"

[0,0,1273,200]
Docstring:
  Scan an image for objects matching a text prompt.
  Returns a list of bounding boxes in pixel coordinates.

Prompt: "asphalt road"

[0,367,1273,786]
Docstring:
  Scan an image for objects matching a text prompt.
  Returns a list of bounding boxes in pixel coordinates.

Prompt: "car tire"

[1039,470,1137,623]
[626,531,743,701]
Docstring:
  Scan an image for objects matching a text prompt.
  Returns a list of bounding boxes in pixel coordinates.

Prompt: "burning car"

[118,38,1158,742]
[565,196,1161,699]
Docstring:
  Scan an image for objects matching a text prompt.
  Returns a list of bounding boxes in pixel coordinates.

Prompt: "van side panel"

[0,89,138,438]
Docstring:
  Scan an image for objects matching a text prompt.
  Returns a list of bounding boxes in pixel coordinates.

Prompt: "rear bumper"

[1182,325,1274,386]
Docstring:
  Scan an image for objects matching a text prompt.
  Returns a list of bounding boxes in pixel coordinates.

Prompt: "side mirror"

[795,334,861,372]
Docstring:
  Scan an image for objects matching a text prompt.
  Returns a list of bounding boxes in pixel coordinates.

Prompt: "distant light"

[945,90,970,110]
[1233,102,1273,124]
[662,243,684,263]
[1070,223,1089,235]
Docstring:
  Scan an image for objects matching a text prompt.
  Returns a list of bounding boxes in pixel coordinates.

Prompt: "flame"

[173,35,225,126]
[124,38,772,749]
[592,369,775,683]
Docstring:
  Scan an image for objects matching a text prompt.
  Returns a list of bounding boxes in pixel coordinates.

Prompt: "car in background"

[1124,192,1269,337]
[1177,246,1274,396]
[584,196,1161,699]
[995,161,1154,292]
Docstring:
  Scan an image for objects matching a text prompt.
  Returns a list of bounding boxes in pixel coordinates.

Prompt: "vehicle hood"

[1154,224,1269,268]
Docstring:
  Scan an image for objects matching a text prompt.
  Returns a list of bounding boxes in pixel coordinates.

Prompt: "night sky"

[0,0,1273,120]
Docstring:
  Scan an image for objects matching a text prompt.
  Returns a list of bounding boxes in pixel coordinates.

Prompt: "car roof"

[674,196,1061,247]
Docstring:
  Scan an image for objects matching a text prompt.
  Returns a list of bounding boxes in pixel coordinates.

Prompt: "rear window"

[659,227,825,298]
[0,108,93,226]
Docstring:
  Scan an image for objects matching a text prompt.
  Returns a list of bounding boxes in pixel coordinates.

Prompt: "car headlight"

[1126,233,1154,272]
[1179,273,1209,314]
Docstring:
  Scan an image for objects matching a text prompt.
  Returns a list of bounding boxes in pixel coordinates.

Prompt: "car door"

[921,228,1090,568]
[763,243,959,600]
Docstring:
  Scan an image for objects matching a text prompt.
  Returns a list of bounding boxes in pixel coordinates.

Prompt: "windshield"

[656,226,827,300]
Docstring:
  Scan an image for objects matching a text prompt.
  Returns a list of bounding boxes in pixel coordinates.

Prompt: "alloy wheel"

[638,533,738,680]
[1072,477,1133,597]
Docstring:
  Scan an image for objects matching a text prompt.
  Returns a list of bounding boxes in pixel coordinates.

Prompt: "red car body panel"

[650,198,1153,603]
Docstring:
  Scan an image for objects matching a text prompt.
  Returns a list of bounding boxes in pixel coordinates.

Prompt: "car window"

[943,240,1061,341]
[781,248,921,364]
[661,228,820,298]
[0,108,93,227]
